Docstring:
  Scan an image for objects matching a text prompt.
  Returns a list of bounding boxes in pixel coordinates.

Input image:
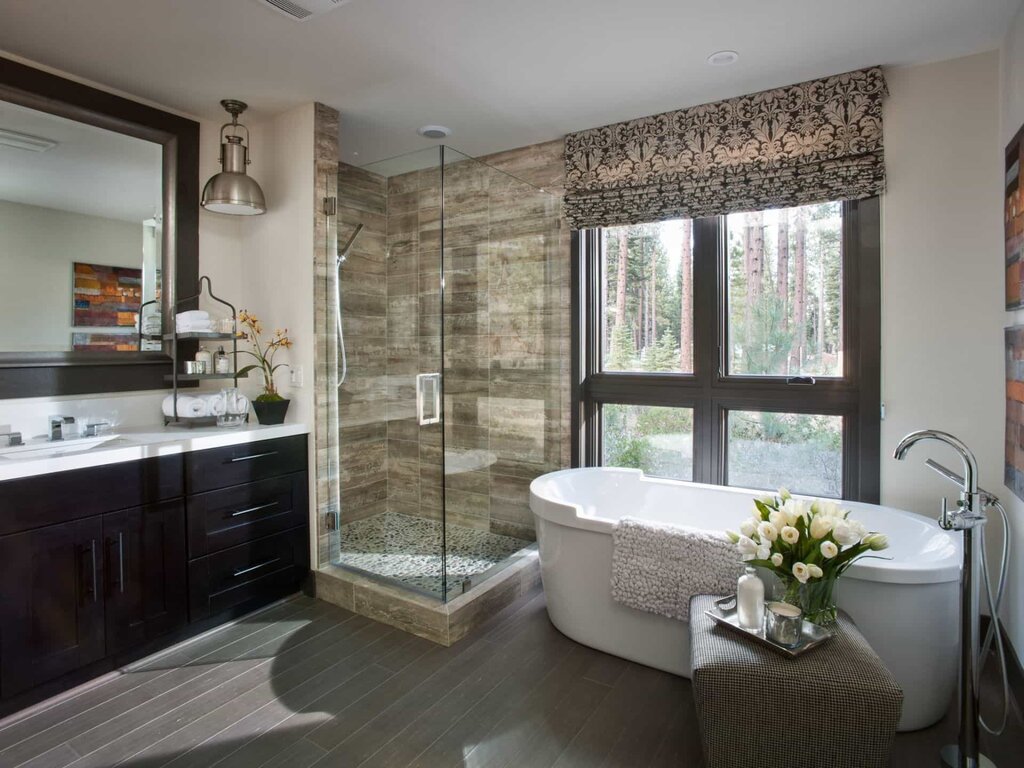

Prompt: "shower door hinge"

[323,196,337,216]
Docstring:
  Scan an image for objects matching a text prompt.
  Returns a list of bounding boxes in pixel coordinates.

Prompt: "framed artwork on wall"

[1005,326,1024,501]
[1005,126,1024,309]
[72,262,143,328]
[72,332,139,352]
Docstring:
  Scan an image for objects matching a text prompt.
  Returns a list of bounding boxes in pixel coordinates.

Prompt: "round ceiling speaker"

[418,125,452,139]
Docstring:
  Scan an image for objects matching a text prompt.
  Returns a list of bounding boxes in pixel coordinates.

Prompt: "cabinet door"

[0,517,106,697]
[103,500,187,656]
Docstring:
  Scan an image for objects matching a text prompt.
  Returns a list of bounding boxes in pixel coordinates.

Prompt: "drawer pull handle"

[231,501,279,518]
[232,557,281,578]
[228,451,279,464]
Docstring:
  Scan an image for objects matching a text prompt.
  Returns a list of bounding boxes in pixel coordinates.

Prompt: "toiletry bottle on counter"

[215,346,231,374]
[736,566,765,630]
[195,346,213,374]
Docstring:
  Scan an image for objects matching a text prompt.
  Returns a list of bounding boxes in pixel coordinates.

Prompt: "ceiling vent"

[259,0,352,21]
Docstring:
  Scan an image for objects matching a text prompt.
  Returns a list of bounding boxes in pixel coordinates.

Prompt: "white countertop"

[0,423,310,482]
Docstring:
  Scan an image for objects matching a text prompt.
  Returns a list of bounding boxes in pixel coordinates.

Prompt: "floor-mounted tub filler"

[893,430,1011,768]
[530,466,963,732]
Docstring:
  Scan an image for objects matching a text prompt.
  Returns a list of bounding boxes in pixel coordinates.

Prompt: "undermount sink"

[0,434,121,460]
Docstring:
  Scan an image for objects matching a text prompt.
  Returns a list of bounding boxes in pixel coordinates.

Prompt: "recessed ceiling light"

[707,50,739,66]
[0,127,58,152]
[418,125,451,139]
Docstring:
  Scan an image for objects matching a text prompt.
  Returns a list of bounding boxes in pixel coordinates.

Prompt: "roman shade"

[564,67,887,229]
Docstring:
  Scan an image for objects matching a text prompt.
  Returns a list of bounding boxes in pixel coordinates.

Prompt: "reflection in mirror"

[0,99,163,353]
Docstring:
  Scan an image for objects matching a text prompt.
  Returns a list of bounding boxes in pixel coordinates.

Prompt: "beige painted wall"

[1000,6,1024,667]
[0,200,144,351]
[880,51,1013,655]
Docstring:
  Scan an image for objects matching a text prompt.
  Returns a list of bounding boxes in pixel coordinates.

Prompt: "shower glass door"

[440,148,561,597]
[331,146,561,602]
[333,147,448,598]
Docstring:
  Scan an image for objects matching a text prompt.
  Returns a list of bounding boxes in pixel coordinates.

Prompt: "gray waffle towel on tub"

[610,517,741,621]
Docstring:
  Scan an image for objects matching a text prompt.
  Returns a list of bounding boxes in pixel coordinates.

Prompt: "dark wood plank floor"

[0,589,1020,768]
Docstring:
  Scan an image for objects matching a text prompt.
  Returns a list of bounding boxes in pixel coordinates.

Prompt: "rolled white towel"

[206,394,227,417]
[162,394,208,418]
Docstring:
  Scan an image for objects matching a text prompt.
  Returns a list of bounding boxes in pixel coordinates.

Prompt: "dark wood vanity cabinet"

[0,433,310,708]
[184,435,310,622]
[0,516,107,697]
[101,501,188,656]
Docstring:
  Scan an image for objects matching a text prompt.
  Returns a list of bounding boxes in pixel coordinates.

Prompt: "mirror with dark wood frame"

[0,57,199,398]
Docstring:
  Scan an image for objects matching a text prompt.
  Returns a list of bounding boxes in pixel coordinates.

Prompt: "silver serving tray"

[705,595,834,658]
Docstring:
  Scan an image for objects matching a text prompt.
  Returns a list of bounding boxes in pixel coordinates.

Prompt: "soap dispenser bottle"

[214,346,231,374]
[736,566,765,630]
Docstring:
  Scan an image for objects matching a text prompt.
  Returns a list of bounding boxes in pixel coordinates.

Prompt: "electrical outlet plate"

[289,366,304,388]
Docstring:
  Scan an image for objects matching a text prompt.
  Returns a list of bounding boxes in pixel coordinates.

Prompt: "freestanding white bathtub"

[530,467,961,731]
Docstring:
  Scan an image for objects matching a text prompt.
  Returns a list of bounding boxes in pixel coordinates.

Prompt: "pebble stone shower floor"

[334,512,531,596]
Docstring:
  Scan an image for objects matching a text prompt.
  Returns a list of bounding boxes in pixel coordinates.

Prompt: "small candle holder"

[764,601,803,648]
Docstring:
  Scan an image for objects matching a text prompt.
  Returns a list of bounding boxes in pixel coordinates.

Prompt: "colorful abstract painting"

[1005,126,1024,309]
[72,262,143,328]
[72,332,139,352]
[1006,326,1024,501]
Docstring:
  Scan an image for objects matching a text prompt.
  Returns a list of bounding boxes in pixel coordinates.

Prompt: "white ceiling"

[0,0,1019,167]
[0,101,162,222]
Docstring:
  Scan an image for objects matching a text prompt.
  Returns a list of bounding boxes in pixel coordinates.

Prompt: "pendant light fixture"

[201,99,266,216]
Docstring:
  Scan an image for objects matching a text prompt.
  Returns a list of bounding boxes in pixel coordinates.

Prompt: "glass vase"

[799,577,839,626]
[778,576,838,626]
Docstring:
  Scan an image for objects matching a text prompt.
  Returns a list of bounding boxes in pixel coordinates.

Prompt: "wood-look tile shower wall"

[333,139,568,547]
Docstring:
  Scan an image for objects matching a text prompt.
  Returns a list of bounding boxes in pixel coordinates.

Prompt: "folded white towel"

[610,517,742,622]
[176,310,210,322]
[176,322,213,332]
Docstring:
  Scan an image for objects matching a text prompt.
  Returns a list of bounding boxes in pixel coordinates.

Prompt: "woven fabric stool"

[689,594,903,768]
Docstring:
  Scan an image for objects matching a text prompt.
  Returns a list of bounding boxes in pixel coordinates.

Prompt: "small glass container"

[217,387,248,428]
[184,360,203,375]
[214,346,231,374]
[194,346,213,375]
[219,317,237,335]
[764,601,803,648]
[736,566,765,630]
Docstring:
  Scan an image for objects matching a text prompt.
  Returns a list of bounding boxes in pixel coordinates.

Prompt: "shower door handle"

[417,373,441,426]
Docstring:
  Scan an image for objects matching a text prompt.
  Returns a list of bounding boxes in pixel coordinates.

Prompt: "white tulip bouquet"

[726,488,889,624]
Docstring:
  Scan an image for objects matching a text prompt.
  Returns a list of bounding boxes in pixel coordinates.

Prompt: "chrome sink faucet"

[48,415,75,441]
[0,430,22,447]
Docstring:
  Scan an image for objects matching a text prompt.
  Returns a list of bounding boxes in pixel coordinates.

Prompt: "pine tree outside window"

[571,198,881,501]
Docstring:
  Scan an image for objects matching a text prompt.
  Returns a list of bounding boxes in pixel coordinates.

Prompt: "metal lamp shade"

[201,135,266,215]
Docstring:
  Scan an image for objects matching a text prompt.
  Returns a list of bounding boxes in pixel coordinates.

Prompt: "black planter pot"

[252,398,290,425]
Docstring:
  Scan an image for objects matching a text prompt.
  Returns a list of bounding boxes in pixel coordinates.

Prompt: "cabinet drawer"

[187,473,308,558]
[185,435,308,494]
[0,455,184,535]
[188,527,309,621]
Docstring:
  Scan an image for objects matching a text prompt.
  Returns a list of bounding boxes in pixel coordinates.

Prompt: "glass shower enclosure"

[326,146,561,602]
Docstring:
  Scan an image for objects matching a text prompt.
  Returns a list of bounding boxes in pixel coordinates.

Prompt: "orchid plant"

[727,488,889,624]
[236,310,293,402]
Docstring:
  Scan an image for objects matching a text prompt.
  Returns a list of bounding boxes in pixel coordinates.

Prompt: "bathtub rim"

[530,467,960,585]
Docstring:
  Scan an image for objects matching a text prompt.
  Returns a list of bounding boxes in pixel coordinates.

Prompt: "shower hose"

[978,498,1011,735]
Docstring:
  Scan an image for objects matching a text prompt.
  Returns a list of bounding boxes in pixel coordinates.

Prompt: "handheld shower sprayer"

[333,223,363,388]
[893,430,1011,768]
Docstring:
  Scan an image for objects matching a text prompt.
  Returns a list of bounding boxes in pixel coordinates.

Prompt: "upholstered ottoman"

[689,594,903,768]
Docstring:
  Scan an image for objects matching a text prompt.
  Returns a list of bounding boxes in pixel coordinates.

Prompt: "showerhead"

[337,223,364,266]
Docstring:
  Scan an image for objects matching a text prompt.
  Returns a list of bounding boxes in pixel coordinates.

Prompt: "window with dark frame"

[571,198,881,502]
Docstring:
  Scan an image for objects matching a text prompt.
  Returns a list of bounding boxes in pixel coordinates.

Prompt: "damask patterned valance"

[564,67,887,229]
